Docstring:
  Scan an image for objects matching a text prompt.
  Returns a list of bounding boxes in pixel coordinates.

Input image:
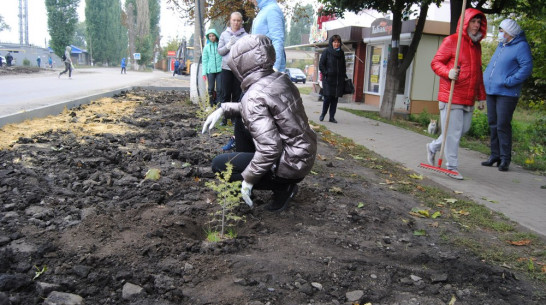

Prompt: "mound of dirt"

[0,66,42,76]
[0,89,544,304]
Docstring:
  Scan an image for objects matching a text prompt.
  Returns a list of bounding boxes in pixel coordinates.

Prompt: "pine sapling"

[205,162,244,239]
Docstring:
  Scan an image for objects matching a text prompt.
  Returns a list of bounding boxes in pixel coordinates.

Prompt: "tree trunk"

[379,6,402,120]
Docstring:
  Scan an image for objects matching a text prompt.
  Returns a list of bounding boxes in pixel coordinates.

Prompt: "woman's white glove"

[202,108,224,134]
[241,180,253,207]
[225,36,237,49]
[448,68,459,80]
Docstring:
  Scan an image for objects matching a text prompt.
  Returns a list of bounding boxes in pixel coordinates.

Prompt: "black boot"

[267,184,298,212]
[498,160,510,171]
[319,114,324,121]
[481,156,501,167]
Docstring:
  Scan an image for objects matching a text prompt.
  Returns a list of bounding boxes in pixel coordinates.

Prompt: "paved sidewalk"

[303,95,546,237]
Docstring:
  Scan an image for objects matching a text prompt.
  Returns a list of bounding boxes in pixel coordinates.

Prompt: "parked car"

[285,68,306,84]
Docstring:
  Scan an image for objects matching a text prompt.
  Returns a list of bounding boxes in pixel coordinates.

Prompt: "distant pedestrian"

[6,52,13,67]
[319,34,346,123]
[48,56,52,68]
[250,0,286,72]
[58,46,73,78]
[121,58,127,74]
[0,54,3,67]
[37,56,41,68]
[173,59,180,76]
[481,19,533,172]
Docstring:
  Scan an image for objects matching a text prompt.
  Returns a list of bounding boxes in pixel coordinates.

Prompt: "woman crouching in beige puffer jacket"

[202,34,317,212]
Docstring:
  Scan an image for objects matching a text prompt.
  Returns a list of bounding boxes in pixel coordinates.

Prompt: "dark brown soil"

[0,66,43,77]
[0,89,545,305]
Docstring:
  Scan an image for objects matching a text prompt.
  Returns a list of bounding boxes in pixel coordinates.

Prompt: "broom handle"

[438,0,467,168]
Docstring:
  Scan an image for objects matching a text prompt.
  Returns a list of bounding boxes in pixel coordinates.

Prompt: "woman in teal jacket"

[482,19,533,171]
[202,28,223,106]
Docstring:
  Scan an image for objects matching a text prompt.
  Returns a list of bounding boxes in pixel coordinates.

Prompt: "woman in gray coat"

[202,35,317,212]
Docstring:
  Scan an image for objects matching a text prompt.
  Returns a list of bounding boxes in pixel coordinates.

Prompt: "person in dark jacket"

[202,28,223,106]
[426,8,487,180]
[202,35,317,212]
[482,19,533,171]
[5,52,13,67]
[217,11,250,150]
[319,35,346,123]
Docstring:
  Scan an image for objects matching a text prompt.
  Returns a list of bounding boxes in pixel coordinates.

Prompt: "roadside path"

[302,95,546,237]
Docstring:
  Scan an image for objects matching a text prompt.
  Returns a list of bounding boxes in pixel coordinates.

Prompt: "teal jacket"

[202,28,222,75]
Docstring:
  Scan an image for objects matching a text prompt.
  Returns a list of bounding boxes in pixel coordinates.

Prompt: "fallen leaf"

[145,168,161,180]
[429,222,439,228]
[416,185,426,192]
[335,156,345,160]
[413,229,426,236]
[317,154,326,161]
[444,198,457,204]
[431,211,442,219]
[508,239,531,246]
[351,154,364,160]
[454,190,463,194]
[448,295,457,305]
[357,202,365,208]
[193,176,200,182]
[329,186,343,194]
[542,266,546,273]
[409,173,423,180]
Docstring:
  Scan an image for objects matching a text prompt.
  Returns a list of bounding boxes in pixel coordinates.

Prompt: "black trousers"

[211,152,303,190]
[220,69,242,104]
[207,72,221,106]
[321,95,339,119]
[59,62,72,77]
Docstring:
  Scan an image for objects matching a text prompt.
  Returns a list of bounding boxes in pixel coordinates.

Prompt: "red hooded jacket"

[431,8,487,106]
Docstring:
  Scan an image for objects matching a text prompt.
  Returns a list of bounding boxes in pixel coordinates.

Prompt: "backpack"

[62,54,67,61]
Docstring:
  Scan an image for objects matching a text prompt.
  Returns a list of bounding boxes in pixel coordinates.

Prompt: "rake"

[419,0,467,176]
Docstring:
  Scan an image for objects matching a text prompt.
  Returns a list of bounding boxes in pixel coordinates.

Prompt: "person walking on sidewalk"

[202,35,317,212]
[58,46,73,79]
[318,35,346,124]
[427,8,487,180]
[121,58,127,74]
[202,28,223,107]
[482,19,533,172]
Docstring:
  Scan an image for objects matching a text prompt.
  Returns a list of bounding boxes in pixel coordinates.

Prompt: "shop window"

[345,52,355,80]
[367,46,382,93]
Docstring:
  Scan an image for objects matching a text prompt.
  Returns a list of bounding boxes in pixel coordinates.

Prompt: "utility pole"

[191,0,206,104]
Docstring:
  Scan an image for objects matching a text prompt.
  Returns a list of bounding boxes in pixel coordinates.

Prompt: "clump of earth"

[0,89,544,304]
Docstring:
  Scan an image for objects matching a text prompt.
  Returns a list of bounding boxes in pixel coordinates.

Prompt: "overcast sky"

[0,0,191,48]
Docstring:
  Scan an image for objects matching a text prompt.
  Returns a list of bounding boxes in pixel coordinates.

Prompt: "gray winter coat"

[222,35,317,185]
[218,27,248,70]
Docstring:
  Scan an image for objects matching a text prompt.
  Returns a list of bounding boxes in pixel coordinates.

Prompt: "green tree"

[72,21,87,47]
[86,0,127,65]
[125,0,160,67]
[0,15,11,32]
[287,4,314,46]
[46,0,80,58]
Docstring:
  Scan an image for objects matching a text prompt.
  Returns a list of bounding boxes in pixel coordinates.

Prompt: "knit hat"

[499,19,522,37]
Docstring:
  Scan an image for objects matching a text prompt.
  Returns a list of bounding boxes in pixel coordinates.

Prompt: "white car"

[285,68,307,84]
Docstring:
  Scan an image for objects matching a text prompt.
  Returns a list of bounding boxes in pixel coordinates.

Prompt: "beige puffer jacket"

[222,35,317,185]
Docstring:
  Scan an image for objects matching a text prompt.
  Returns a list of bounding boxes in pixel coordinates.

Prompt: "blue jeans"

[486,95,518,161]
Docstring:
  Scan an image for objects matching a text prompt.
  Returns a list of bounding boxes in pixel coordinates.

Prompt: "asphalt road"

[0,67,186,118]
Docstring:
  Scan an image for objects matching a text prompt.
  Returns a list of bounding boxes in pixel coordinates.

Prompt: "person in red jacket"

[426,8,487,180]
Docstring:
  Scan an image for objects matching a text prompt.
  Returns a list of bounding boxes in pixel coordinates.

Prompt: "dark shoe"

[222,137,236,151]
[498,160,510,171]
[319,115,324,121]
[481,156,501,167]
[329,118,338,123]
[267,184,298,212]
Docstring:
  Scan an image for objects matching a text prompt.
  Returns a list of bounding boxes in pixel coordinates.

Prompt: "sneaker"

[426,143,436,165]
[267,184,298,212]
[222,136,236,151]
[446,170,463,180]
